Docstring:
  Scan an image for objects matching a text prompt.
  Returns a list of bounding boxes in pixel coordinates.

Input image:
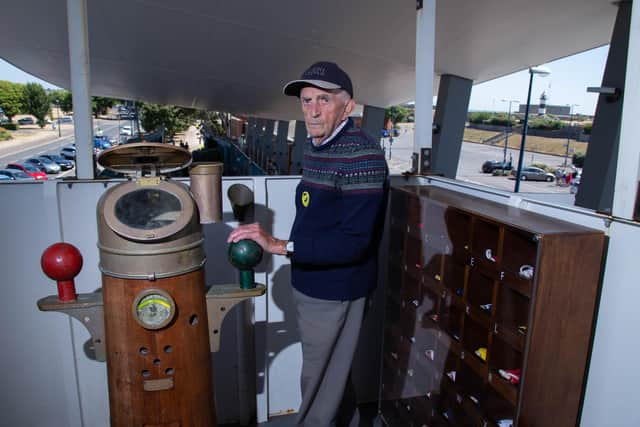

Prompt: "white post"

[66,0,94,179]
[612,0,640,219]
[414,0,436,153]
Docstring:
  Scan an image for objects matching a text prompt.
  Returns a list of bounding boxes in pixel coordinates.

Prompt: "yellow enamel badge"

[301,191,310,207]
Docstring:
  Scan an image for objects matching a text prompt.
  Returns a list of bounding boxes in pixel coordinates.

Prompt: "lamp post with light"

[501,99,519,165]
[564,104,579,167]
[514,66,551,193]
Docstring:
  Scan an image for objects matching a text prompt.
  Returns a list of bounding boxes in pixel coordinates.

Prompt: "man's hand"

[226,222,288,255]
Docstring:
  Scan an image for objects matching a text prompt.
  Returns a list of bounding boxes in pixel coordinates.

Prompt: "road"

[0,119,120,179]
[2,122,572,194]
[384,126,571,194]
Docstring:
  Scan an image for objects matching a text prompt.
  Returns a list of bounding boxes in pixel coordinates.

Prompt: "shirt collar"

[310,118,350,147]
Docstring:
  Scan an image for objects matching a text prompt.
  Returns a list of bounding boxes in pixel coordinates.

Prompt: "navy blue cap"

[283,61,353,98]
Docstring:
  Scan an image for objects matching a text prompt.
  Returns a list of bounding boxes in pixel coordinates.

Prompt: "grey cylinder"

[227,183,254,222]
[189,162,223,224]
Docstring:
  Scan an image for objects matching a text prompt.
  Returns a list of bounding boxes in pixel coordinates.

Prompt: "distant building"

[518,103,571,116]
[538,91,548,115]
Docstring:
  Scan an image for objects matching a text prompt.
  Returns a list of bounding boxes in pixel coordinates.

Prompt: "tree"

[198,110,227,136]
[385,105,411,125]
[22,83,50,128]
[59,91,73,114]
[48,89,71,119]
[0,80,24,122]
[139,102,197,141]
[92,96,119,118]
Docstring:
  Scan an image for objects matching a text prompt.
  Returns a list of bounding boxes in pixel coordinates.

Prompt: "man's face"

[300,86,354,145]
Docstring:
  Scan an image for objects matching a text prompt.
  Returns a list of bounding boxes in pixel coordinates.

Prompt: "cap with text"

[283,61,353,98]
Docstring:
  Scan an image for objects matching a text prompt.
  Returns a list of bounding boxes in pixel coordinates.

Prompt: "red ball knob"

[41,242,83,302]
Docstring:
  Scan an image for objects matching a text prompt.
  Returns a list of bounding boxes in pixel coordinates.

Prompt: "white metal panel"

[415,0,435,151]
[58,181,113,427]
[264,177,301,419]
[581,220,640,427]
[612,1,640,219]
[0,182,82,427]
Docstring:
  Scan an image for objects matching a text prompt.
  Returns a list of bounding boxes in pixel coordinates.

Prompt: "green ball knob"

[228,239,263,289]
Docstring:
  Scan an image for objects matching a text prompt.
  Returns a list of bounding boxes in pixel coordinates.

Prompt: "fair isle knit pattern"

[289,118,388,300]
[303,121,387,193]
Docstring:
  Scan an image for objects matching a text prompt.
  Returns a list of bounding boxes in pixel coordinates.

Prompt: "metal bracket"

[205,283,266,353]
[37,292,106,362]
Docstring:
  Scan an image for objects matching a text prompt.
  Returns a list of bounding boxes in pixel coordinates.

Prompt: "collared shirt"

[310,119,349,147]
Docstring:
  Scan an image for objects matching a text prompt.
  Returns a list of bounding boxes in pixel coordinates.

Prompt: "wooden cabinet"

[380,185,606,427]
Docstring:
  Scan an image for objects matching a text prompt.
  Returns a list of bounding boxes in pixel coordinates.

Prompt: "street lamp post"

[55,100,61,138]
[514,66,551,193]
[501,99,519,165]
[564,104,579,167]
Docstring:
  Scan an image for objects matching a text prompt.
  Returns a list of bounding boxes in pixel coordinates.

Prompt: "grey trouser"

[292,288,366,427]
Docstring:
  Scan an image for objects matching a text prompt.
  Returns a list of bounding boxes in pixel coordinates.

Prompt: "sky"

[468,45,609,116]
[1,45,609,116]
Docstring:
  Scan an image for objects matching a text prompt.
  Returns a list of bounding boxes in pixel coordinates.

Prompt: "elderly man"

[228,61,388,426]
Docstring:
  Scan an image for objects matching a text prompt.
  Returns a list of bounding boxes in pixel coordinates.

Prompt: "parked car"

[6,163,48,180]
[0,168,35,181]
[94,136,113,150]
[0,174,11,181]
[510,166,555,182]
[39,154,75,170]
[59,116,73,123]
[60,146,77,160]
[17,116,35,125]
[26,157,61,174]
[120,125,133,136]
[482,160,513,173]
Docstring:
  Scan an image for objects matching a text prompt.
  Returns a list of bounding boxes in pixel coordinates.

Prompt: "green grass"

[0,127,12,141]
[463,128,588,157]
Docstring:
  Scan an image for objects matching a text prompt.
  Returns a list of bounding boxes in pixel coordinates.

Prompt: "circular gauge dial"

[133,289,176,330]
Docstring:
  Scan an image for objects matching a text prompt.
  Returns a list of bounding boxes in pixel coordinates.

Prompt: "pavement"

[0,122,75,159]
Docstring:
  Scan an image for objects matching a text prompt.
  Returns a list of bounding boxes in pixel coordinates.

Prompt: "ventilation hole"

[94,339,102,344]
[189,314,199,326]
[165,368,174,376]
[142,370,151,378]
[213,329,219,334]
[139,347,149,355]
[220,306,226,311]
[153,359,161,366]
[164,345,173,353]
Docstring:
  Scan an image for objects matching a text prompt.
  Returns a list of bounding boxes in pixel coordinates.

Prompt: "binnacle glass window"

[115,189,182,230]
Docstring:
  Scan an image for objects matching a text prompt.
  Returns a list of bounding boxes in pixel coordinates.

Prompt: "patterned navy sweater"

[289,118,389,300]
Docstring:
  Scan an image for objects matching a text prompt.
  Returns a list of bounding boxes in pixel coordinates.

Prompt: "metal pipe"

[66,0,94,179]
[514,72,534,193]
